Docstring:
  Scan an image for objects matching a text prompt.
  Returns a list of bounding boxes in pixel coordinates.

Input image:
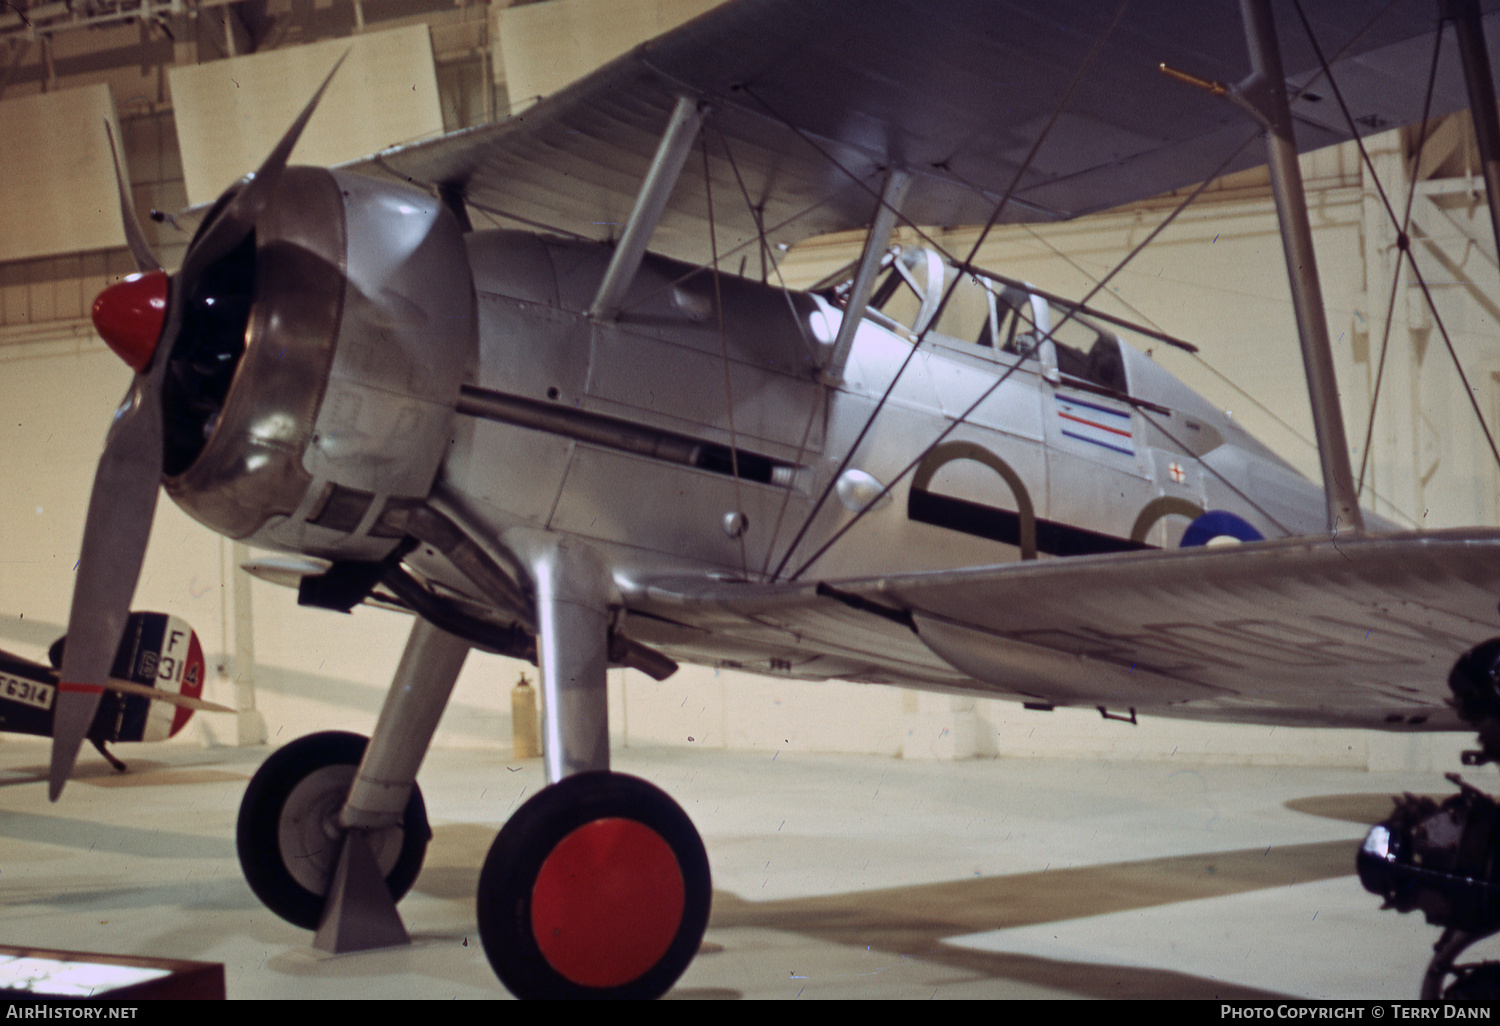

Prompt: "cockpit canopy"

[820,246,1129,395]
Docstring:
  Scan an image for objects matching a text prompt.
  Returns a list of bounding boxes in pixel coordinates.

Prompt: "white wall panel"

[499,0,720,105]
[169,25,444,207]
[0,85,126,262]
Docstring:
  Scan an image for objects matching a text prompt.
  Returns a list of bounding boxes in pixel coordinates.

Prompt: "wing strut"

[822,169,912,380]
[1448,0,1500,267]
[1235,0,1364,534]
[588,95,707,320]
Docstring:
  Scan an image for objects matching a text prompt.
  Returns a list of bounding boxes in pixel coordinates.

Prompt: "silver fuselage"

[433,230,1334,589]
[160,169,1358,698]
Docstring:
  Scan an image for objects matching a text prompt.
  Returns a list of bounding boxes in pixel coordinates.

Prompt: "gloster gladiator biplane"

[42,0,1500,999]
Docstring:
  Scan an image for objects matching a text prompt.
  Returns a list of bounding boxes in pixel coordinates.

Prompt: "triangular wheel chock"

[313,829,411,954]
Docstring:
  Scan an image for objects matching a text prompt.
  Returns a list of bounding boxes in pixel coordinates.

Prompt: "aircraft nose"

[91,270,169,372]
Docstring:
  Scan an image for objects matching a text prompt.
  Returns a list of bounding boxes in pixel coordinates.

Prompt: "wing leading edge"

[355,0,1500,267]
[629,530,1500,731]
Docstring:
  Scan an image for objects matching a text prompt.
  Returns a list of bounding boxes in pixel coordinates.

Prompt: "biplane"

[0,612,222,772]
[36,0,1500,999]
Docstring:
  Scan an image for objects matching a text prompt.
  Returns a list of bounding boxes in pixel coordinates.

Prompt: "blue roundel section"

[1180,510,1264,547]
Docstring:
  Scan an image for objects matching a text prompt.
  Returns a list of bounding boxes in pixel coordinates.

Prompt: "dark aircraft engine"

[1359,638,1500,998]
[158,168,476,560]
[1360,640,1500,933]
[1358,784,1500,934]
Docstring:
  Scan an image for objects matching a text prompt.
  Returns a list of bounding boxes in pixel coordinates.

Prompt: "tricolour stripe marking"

[1055,395,1135,456]
[1060,428,1135,456]
[1058,411,1132,438]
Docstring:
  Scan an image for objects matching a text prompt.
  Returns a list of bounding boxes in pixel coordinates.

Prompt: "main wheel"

[236,730,430,930]
[477,772,711,999]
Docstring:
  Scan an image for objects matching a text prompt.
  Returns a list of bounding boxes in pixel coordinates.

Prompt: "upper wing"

[353,0,1500,266]
[628,530,1500,730]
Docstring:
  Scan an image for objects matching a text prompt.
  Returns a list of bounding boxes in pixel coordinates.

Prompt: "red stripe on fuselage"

[1058,411,1132,438]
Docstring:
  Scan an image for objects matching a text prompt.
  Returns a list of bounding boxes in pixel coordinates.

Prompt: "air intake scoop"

[91,270,168,372]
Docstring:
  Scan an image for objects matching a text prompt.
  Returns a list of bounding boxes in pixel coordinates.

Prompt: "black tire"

[477,772,711,999]
[236,730,430,930]
[1446,964,1500,1000]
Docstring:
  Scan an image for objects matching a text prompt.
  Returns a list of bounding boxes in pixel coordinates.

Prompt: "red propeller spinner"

[91,270,168,373]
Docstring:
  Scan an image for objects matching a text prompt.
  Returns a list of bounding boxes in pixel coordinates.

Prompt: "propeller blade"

[50,365,165,800]
[54,53,347,798]
[101,678,235,715]
[182,52,349,279]
[103,121,162,274]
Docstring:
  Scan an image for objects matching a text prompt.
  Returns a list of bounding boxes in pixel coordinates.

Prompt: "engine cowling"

[162,168,476,561]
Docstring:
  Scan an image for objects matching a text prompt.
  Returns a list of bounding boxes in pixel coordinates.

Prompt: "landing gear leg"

[235,617,468,947]
[90,738,126,773]
[1422,928,1500,1000]
[476,538,711,998]
[315,617,469,952]
[532,538,612,783]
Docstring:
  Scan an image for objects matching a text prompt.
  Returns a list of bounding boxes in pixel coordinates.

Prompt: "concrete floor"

[0,736,1474,999]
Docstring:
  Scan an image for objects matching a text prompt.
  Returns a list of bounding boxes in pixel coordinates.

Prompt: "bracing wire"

[766,0,1133,580]
[1010,213,1416,527]
[710,124,830,578]
[701,130,750,577]
[1357,18,1443,502]
[1290,0,1500,480]
[783,128,1263,582]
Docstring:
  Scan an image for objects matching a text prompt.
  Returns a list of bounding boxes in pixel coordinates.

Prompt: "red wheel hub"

[91,270,168,372]
[530,817,686,989]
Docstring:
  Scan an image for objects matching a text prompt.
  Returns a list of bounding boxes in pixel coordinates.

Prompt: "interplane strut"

[589,95,708,321]
[1239,0,1365,535]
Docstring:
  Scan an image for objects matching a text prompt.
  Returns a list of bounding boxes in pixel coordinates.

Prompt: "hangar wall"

[0,0,1492,773]
[169,24,445,205]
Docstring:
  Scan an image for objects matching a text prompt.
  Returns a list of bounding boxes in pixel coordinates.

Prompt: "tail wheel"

[1424,929,1500,1000]
[477,772,711,999]
[236,730,430,930]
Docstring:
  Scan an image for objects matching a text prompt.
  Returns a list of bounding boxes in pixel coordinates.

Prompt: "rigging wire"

[783,128,1264,582]
[1357,17,1444,503]
[471,0,1449,576]
[701,132,750,577]
[1009,216,1416,527]
[1289,0,1500,479]
[609,171,871,317]
[611,0,1404,320]
[1136,409,1294,536]
[764,0,1133,581]
[601,0,1407,338]
[711,123,831,579]
[1016,219,1317,447]
[465,197,597,242]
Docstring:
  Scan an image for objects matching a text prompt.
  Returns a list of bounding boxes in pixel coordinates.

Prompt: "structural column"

[220,538,266,746]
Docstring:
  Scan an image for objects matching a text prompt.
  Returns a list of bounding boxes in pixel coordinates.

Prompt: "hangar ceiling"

[0,0,501,89]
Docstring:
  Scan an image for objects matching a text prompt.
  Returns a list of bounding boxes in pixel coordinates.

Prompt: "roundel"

[1180,510,1264,547]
